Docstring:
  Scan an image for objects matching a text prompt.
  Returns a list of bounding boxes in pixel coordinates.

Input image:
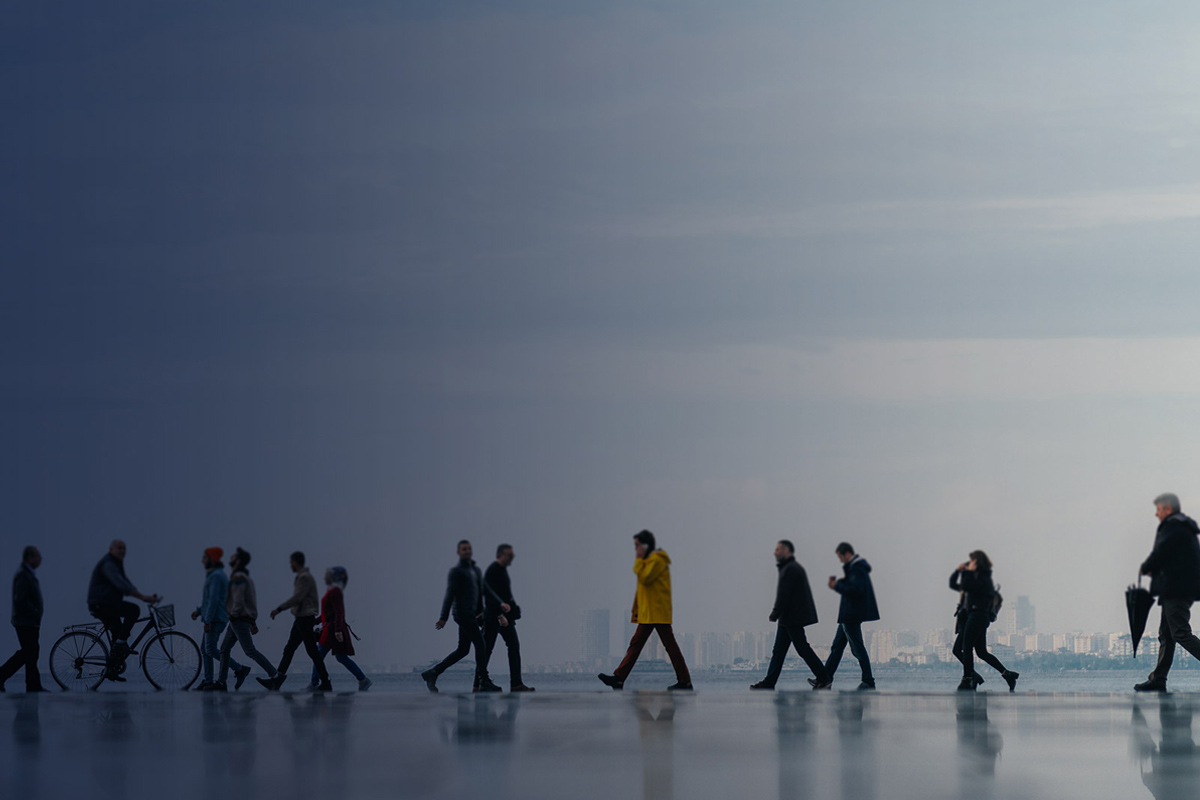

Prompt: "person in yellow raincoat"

[599,531,692,690]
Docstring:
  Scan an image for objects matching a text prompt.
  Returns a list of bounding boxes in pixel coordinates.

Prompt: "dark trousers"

[1152,598,1200,681]
[953,611,1007,678]
[431,618,491,683]
[763,622,829,686]
[614,623,691,684]
[0,625,43,691]
[276,615,329,681]
[91,601,139,641]
[483,617,524,688]
[824,622,874,683]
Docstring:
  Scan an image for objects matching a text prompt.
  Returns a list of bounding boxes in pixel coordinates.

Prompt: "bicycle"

[49,601,201,691]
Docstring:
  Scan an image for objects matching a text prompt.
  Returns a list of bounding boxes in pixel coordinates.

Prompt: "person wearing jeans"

[751,540,830,690]
[309,567,371,691]
[215,548,279,691]
[821,542,880,690]
[190,547,248,690]
[599,530,692,691]
[1136,493,1200,692]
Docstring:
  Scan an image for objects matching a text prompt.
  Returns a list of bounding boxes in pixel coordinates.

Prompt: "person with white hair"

[1135,493,1200,692]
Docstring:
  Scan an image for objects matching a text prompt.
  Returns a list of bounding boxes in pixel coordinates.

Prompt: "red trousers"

[613,623,691,684]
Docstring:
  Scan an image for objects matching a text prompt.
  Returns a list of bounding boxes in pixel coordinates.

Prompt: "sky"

[5,1,1200,670]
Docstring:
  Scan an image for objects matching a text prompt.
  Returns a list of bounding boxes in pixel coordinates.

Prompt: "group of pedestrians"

[421,541,535,693]
[7,492,1200,694]
[191,546,371,692]
[0,540,370,693]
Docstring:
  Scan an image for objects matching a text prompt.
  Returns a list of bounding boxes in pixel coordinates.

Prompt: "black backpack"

[989,584,1004,623]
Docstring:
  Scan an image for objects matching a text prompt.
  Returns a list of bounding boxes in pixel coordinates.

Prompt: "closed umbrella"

[1126,578,1155,657]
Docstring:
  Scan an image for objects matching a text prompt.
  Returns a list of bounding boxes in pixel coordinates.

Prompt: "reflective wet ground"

[3,690,1199,799]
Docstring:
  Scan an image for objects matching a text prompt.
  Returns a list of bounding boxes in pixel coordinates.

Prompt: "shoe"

[318,680,333,691]
[856,681,876,691]
[211,682,228,692]
[511,684,535,692]
[750,681,775,690]
[255,676,275,691]
[194,681,213,692]
[957,677,976,691]
[421,669,438,693]
[1135,678,1168,692]
[358,677,373,691]
[475,679,503,693]
[972,673,985,687]
[811,680,833,690]
[597,673,624,690]
[667,682,693,691]
[1002,670,1020,692]
[807,678,819,688]
[234,665,252,690]
[105,668,126,682]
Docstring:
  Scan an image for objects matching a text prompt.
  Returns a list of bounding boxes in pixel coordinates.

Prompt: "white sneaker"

[358,677,373,691]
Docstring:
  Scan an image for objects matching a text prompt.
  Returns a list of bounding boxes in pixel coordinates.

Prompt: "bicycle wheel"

[50,631,109,691]
[142,630,201,690]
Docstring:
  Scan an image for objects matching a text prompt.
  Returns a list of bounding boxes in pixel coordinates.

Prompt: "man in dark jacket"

[0,546,46,692]
[422,540,500,693]
[751,541,831,690]
[483,544,534,692]
[1136,493,1200,691]
[818,542,880,690]
[87,540,159,670]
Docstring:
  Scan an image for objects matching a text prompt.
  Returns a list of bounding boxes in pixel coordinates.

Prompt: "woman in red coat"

[309,566,372,691]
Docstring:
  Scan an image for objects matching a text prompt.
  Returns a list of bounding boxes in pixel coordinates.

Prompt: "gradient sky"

[6,1,1200,669]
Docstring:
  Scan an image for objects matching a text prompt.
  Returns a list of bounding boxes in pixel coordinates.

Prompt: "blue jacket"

[833,556,880,624]
[199,566,231,624]
[11,563,43,628]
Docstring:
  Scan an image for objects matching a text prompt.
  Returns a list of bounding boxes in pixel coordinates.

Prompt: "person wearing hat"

[191,547,249,691]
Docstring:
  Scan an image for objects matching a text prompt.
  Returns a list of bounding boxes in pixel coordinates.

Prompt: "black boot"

[1002,670,1020,692]
[957,677,976,691]
[597,673,624,690]
[1134,677,1167,692]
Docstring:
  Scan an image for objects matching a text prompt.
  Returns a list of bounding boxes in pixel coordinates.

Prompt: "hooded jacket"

[771,555,819,627]
[632,549,673,625]
[318,585,354,656]
[1142,511,1200,603]
[832,555,880,624]
[226,567,259,622]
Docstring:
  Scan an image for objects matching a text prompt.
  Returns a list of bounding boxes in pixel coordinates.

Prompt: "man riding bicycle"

[87,540,159,679]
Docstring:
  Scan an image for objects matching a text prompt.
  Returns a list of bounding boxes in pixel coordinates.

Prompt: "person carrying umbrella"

[1134,492,1200,692]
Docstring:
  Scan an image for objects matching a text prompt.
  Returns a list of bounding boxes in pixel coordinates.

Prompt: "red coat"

[318,586,354,656]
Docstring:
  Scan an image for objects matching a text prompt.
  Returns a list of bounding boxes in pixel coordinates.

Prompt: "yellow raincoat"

[632,549,673,625]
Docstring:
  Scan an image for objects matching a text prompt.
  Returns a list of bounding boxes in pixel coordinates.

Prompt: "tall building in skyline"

[580,609,610,667]
[1015,596,1036,634]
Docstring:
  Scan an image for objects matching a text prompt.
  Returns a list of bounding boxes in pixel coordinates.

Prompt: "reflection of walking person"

[422,540,500,693]
[951,551,1018,692]
[1135,493,1200,693]
[822,542,879,690]
[483,544,534,692]
[751,540,830,690]
[599,530,692,691]
[0,546,46,693]
[309,567,372,691]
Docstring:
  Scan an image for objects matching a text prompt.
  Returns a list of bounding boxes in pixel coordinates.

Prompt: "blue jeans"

[201,621,244,683]
[824,622,874,684]
[217,619,276,683]
[310,644,364,684]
